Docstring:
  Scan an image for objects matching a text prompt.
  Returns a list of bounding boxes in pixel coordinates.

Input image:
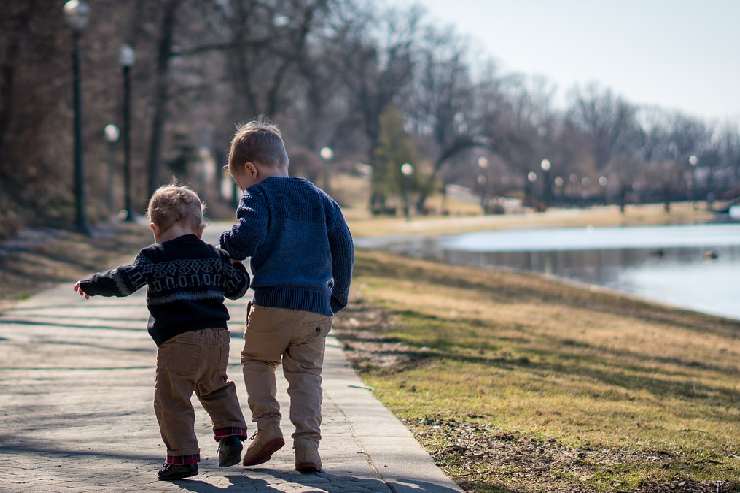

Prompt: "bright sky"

[409,0,740,122]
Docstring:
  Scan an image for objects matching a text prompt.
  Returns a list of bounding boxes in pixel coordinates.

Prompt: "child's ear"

[246,162,259,178]
[149,222,160,239]
[195,223,205,239]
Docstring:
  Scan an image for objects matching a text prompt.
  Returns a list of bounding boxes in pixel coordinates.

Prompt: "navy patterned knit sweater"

[219,176,354,316]
[79,234,250,345]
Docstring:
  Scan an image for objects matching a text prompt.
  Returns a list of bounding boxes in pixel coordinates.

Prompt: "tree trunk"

[146,0,180,198]
[415,166,440,214]
[663,184,671,213]
[0,3,36,166]
[618,185,627,214]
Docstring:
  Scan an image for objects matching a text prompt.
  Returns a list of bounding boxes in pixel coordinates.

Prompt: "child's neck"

[157,224,199,243]
[259,166,289,180]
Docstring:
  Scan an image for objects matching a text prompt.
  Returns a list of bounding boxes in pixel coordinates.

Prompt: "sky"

[406,0,740,122]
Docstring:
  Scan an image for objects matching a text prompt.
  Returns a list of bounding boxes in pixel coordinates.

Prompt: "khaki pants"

[154,328,247,463]
[241,304,332,444]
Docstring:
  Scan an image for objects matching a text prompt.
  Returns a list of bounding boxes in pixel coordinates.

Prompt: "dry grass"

[0,224,151,310]
[346,203,713,238]
[334,250,740,492]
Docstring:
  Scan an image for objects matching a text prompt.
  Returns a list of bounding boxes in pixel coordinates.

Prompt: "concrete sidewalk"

[0,281,460,492]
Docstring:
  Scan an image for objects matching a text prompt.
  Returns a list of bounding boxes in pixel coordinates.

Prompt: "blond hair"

[146,185,204,232]
[228,119,289,175]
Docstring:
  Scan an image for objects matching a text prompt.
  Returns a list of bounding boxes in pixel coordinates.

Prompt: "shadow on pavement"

[0,318,145,333]
[0,439,159,464]
[177,470,462,493]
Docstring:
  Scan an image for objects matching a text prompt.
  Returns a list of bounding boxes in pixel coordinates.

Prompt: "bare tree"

[405,25,483,213]
[567,83,638,209]
[334,4,422,209]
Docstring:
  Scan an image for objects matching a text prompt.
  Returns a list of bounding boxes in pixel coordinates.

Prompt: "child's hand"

[74,281,90,300]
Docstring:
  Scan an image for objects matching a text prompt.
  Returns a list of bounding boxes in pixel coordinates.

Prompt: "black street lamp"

[104,124,120,213]
[320,146,334,194]
[120,44,135,221]
[598,176,609,205]
[540,159,551,209]
[526,171,537,208]
[64,0,91,235]
[400,162,414,221]
[689,154,698,210]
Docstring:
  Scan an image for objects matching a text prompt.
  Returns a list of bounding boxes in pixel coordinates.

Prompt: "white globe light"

[320,146,333,160]
[401,163,414,176]
[528,171,537,182]
[599,176,608,187]
[120,44,135,67]
[689,155,699,166]
[477,156,489,169]
[64,0,90,31]
[540,159,551,171]
[104,124,120,143]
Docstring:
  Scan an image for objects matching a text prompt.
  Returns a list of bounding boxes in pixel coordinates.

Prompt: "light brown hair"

[146,185,204,232]
[227,119,289,174]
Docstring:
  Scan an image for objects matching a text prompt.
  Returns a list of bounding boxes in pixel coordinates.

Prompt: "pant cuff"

[214,426,248,441]
[166,454,200,465]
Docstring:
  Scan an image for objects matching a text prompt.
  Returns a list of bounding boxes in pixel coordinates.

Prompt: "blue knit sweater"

[219,177,354,316]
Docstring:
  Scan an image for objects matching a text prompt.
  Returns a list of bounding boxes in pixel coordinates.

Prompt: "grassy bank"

[334,250,740,493]
[0,223,151,310]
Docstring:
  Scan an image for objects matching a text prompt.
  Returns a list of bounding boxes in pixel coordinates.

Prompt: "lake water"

[360,224,740,320]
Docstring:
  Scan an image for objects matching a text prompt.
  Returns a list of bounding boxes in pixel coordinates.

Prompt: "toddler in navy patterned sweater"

[75,185,249,481]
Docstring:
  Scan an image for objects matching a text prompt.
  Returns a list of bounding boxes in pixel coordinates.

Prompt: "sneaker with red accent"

[157,463,198,481]
[218,435,243,467]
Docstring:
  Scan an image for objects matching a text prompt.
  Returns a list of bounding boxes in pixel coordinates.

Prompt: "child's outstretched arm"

[75,251,150,298]
[327,205,354,314]
[219,189,268,261]
[219,251,251,300]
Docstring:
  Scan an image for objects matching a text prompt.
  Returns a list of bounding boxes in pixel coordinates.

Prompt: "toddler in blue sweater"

[219,120,354,473]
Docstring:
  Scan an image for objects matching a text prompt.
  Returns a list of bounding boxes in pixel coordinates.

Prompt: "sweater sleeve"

[78,251,150,297]
[219,189,269,261]
[327,203,354,314]
[219,250,251,300]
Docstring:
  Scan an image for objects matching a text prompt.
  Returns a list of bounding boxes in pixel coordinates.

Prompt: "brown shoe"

[242,424,285,467]
[294,439,322,473]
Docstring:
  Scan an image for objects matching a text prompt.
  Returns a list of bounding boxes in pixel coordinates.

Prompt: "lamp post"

[400,162,414,220]
[64,0,91,235]
[320,146,333,194]
[120,44,135,221]
[689,154,698,210]
[477,174,488,212]
[526,171,537,209]
[478,156,489,212]
[598,176,608,205]
[554,176,564,203]
[103,124,120,213]
[540,159,551,210]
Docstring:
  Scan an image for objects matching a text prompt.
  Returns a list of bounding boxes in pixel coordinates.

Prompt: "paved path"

[0,257,460,492]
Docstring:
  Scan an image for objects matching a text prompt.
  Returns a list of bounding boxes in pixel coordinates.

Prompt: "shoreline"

[375,247,740,323]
